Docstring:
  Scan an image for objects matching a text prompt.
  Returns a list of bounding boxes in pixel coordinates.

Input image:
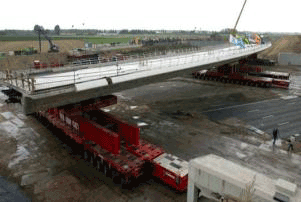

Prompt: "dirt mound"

[259,35,301,59]
[0,40,84,70]
[0,53,69,70]
[0,40,84,53]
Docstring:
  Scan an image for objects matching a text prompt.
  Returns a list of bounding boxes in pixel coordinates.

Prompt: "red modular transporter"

[37,95,188,191]
[39,109,144,181]
[272,79,290,89]
[152,153,189,192]
[192,63,290,89]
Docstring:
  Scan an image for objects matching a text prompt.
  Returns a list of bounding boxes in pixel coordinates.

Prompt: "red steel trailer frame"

[82,109,140,146]
[82,110,165,161]
[37,95,189,191]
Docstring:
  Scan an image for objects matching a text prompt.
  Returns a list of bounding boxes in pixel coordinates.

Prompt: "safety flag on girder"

[229,34,245,48]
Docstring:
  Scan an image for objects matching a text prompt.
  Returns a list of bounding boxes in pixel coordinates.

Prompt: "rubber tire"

[96,159,102,171]
[90,154,95,166]
[104,163,108,176]
[84,150,89,161]
[104,163,111,177]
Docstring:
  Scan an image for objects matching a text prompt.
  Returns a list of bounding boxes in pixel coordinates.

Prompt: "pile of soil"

[0,53,69,70]
[259,35,301,60]
[0,40,84,70]
[0,40,84,53]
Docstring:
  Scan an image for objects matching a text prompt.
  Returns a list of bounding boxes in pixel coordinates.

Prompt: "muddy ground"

[0,64,301,202]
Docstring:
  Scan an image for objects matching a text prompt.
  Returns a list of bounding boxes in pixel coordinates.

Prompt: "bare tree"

[54,25,60,35]
[34,25,40,33]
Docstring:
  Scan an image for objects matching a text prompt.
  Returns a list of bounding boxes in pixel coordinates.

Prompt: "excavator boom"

[36,25,59,53]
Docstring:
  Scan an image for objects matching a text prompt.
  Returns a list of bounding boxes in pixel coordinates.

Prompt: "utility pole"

[39,30,41,53]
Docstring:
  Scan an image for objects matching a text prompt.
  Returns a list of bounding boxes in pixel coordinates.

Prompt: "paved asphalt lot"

[0,176,30,202]
[203,95,301,140]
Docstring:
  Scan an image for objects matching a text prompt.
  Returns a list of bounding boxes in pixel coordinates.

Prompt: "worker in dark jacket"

[288,135,296,154]
[273,128,279,147]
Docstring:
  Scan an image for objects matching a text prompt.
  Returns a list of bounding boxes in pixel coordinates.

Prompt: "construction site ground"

[0,61,301,201]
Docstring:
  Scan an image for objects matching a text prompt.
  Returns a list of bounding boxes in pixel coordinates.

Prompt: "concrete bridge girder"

[0,43,271,115]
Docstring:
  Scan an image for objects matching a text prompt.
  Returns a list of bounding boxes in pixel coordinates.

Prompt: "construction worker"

[273,128,279,147]
[288,135,296,154]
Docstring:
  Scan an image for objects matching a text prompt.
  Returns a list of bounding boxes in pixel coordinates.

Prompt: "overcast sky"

[1,0,299,33]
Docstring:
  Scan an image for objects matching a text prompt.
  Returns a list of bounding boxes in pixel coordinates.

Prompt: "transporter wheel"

[112,169,122,184]
[90,154,95,166]
[96,158,103,171]
[104,163,111,177]
[104,163,108,176]
[120,176,127,188]
[84,150,89,161]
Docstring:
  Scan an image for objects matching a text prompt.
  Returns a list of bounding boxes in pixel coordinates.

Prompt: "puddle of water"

[1,112,16,120]
[137,122,148,127]
[0,121,19,138]
[0,86,9,91]
[10,117,25,128]
[0,176,31,202]
[0,92,8,100]
[236,151,247,159]
[8,145,30,169]
[159,120,175,127]
[17,128,40,155]
[17,113,27,120]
